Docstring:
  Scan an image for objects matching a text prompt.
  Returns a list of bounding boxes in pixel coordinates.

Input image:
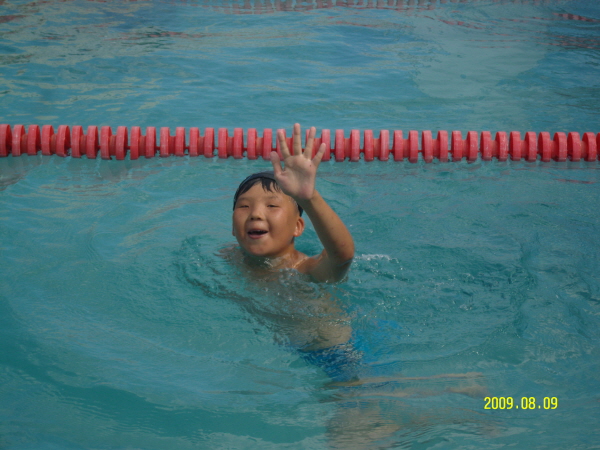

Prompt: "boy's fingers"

[292,123,302,156]
[312,143,326,167]
[270,151,283,175]
[305,127,316,157]
[277,129,291,159]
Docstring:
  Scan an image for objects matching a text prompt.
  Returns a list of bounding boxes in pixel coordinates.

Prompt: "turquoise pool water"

[1,0,600,449]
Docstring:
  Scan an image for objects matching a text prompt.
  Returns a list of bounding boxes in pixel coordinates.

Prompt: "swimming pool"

[1,0,599,449]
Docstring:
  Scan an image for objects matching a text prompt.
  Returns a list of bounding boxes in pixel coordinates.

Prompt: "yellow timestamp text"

[484,397,558,410]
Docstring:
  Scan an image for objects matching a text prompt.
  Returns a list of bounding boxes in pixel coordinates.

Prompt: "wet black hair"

[233,171,303,216]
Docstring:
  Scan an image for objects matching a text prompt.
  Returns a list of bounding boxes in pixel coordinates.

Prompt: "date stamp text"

[484,397,558,410]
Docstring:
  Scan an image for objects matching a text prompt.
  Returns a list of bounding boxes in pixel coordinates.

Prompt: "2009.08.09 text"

[484,397,558,410]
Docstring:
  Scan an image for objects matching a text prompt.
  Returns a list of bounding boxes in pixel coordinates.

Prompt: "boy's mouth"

[248,229,268,239]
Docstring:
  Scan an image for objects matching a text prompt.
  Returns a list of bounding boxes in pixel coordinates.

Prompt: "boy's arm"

[296,190,354,282]
[271,124,354,282]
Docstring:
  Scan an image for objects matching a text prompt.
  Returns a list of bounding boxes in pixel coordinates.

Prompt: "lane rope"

[1,124,597,162]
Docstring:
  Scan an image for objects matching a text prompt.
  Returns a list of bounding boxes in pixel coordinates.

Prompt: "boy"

[229,126,484,437]
[232,123,354,283]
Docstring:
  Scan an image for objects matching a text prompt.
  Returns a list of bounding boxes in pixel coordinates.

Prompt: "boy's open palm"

[271,124,326,202]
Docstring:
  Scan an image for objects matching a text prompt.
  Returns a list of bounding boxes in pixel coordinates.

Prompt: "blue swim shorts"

[299,341,366,382]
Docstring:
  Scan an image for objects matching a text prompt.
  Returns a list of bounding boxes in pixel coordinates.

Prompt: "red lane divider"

[0,124,598,162]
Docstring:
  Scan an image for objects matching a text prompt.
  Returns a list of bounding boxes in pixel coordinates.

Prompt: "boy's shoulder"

[295,249,340,282]
[294,251,319,273]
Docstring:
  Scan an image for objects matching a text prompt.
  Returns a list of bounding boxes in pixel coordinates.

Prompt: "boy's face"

[232,183,304,258]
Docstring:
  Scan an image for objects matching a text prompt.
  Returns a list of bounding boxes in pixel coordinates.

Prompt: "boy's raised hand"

[271,123,326,202]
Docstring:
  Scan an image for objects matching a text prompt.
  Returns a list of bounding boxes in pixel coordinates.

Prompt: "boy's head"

[233,171,303,216]
[232,171,305,258]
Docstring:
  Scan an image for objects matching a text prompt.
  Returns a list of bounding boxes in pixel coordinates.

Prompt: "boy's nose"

[249,205,266,219]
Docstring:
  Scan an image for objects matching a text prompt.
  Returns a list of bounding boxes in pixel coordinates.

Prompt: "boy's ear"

[294,216,305,237]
